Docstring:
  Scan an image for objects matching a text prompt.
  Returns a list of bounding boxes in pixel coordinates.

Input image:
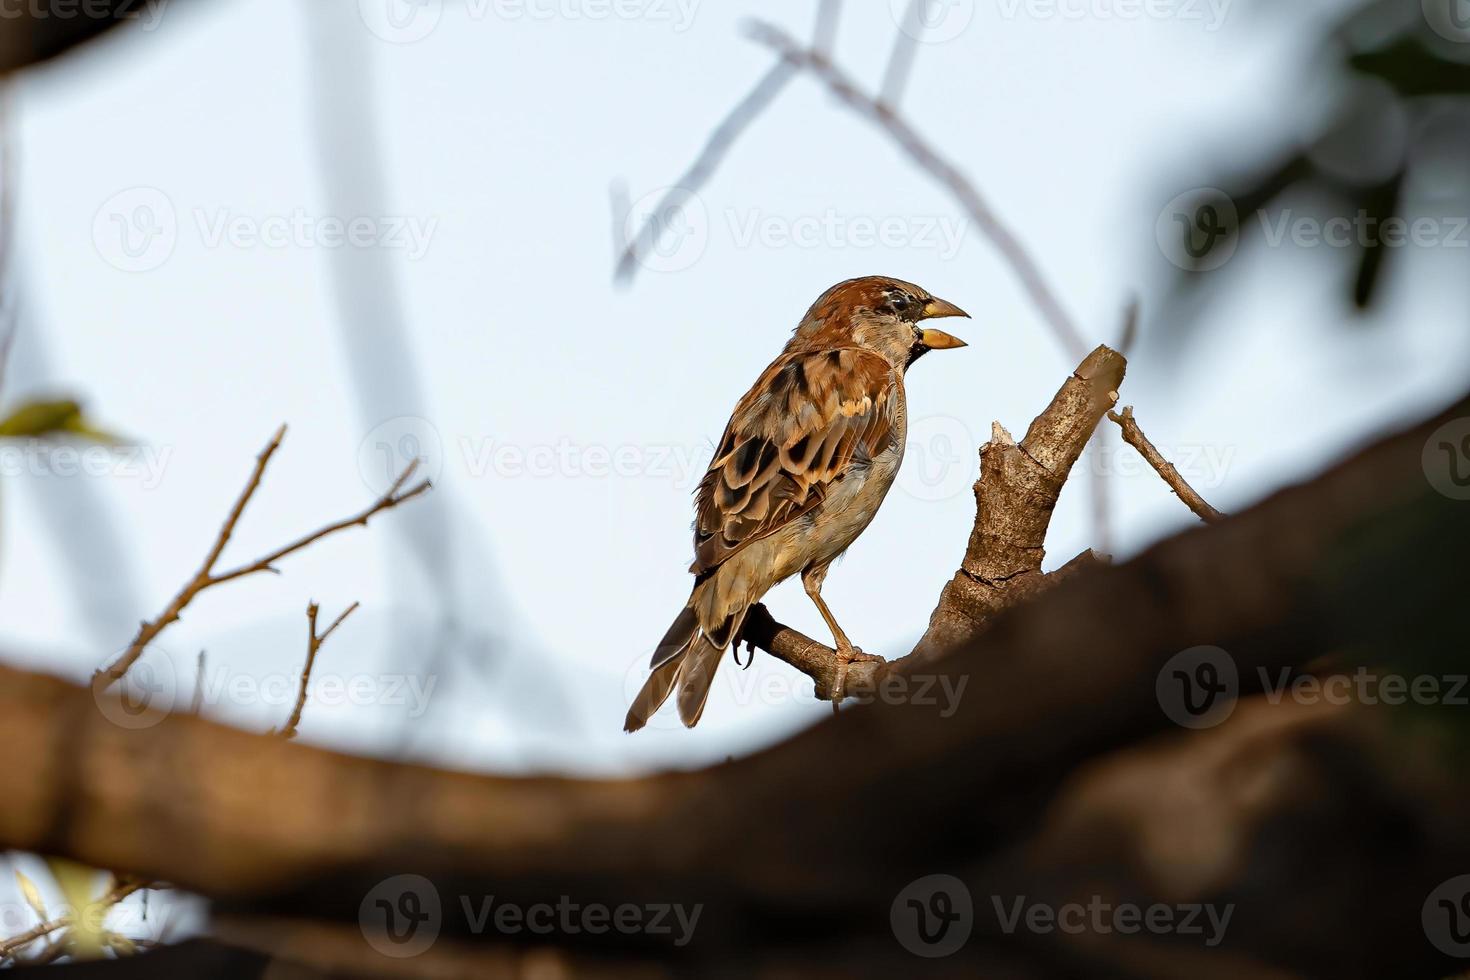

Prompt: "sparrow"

[624,276,969,732]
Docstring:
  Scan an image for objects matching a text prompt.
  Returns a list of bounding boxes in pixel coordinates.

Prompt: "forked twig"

[92,425,429,691]
[278,601,360,740]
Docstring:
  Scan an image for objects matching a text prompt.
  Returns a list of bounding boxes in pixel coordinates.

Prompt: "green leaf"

[0,399,122,444]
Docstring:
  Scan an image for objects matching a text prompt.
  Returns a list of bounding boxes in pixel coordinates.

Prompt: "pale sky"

[1,0,1466,777]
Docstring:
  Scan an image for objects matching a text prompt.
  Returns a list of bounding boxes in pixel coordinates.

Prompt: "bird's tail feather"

[626,593,748,731]
[675,635,724,727]
[673,603,748,727]
[650,604,698,670]
[624,653,684,733]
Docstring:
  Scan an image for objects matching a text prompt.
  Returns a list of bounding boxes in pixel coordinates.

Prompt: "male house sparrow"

[624,276,969,731]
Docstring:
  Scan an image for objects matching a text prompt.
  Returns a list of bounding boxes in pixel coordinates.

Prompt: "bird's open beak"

[919,297,969,349]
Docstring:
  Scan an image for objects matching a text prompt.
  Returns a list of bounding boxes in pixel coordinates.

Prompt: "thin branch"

[879,0,924,107]
[91,427,430,691]
[613,0,851,283]
[1108,405,1226,524]
[612,60,796,283]
[745,20,1088,360]
[278,601,360,740]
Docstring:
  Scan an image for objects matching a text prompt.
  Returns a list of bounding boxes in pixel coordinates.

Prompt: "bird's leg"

[801,565,881,710]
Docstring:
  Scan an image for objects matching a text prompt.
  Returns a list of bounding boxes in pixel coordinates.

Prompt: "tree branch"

[1108,404,1226,524]
[277,601,360,741]
[612,60,796,282]
[91,427,429,691]
[745,19,1088,360]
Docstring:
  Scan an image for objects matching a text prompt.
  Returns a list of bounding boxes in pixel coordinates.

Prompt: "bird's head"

[790,276,969,369]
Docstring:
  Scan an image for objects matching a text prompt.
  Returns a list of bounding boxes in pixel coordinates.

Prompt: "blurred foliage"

[1158,0,1470,334]
[45,859,105,960]
[0,399,117,442]
[1315,479,1470,757]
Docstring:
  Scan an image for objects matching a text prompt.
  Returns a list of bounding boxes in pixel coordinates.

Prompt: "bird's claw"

[834,643,881,665]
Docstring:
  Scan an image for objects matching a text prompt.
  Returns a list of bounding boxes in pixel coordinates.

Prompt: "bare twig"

[278,601,360,740]
[1107,405,1225,524]
[746,20,1088,360]
[613,1,856,283]
[612,60,796,283]
[91,426,430,691]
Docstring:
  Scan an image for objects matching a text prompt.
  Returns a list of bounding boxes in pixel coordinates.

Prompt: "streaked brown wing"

[691,348,897,575]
